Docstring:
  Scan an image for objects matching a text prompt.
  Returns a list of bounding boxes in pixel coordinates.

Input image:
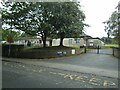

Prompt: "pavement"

[2,48,119,78]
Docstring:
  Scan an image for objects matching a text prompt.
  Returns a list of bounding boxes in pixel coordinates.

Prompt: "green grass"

[67,45,80,49]
[23,46,80,52]
[23,46,43,50]
[104,44,119,48]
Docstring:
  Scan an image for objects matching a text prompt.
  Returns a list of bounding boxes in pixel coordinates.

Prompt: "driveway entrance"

[88,48,113,55]
[32,48,118,71]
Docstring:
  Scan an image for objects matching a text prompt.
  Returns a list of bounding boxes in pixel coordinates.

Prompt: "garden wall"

[18,48,85,59]
[2,44,24,58]
[2,44,85,59]
[112,47,120,59]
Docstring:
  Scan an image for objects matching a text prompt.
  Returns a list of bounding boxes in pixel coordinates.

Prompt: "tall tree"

[28,2,56,47]
[2,2,37,43]
[50,2,86,46]
[103,10,118,43]
[2,2,86,47]
[2,2,55,47]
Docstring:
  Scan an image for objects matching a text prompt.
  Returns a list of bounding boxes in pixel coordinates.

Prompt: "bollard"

[97,45,100,54]
[84,46,86,53]
[113,48,114,56]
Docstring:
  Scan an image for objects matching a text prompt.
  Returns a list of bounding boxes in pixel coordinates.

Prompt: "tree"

[28,2,56,47]
[2,2,37,43]
[2,2,56,47]
[27,2,86,46]
[103,10,118,43]
[2,2,38,32]
[2,2,87,47]
[49,2,86,46]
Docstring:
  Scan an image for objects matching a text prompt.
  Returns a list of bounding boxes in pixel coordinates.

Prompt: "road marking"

[103,80,116,87]
[49,72,57,75]
[89,78,101,86]
[75,75,88,82]
[49,71,117,87]
[57,73,65,76]
[3,61,117,87]
[64,74,77,80]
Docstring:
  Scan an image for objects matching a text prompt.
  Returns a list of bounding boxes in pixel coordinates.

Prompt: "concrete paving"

[2,48,118,78]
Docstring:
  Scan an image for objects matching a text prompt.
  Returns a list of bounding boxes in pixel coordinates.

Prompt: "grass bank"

[104,44,118,48]
[23,46,80,52]
[20,46,83,59]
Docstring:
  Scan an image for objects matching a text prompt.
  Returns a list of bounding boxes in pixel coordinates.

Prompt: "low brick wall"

[2,44,85,59]
[19,48,85,59]
[2,44,24,58]
[112,47,120,59]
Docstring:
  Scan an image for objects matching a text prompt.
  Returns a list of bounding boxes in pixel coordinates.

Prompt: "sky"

[80,0,119,38]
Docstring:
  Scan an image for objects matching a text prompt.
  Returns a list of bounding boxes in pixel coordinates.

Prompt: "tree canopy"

[2,1,87,47]
[103,8,119,44]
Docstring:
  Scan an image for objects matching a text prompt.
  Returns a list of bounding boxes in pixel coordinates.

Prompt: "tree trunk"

[42,35,47,48]
[60,37,64,46]
[49,40,52,46]
[43,39,46,47]
[59,32,65,46]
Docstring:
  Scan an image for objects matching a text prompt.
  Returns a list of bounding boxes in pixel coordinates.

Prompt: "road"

[40,48,118,71]
[2,61,118,88]
[2,48,119,88]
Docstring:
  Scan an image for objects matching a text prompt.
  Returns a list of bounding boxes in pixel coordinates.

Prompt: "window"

[90,43,93,46]
[69,39,73,44]
[76,39,80,43]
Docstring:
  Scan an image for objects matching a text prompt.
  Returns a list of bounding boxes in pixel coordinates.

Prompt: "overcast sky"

[80,0,119,38]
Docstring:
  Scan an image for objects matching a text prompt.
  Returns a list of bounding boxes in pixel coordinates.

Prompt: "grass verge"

[23,46,80,52]
[104,44,118,48]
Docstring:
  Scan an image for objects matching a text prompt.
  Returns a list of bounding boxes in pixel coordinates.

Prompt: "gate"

[86,47,113,55]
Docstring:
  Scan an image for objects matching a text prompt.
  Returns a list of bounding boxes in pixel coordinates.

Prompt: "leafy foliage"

[103,10,118,43]
[2,2,87,47]
[1,29,22,41]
